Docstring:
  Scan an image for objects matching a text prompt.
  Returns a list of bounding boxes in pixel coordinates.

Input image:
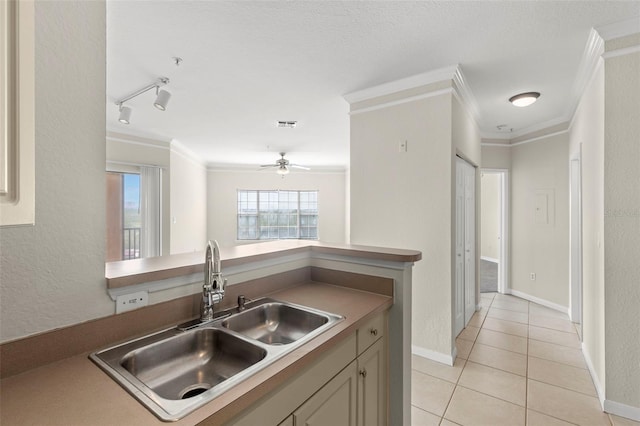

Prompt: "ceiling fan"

[261,152,310,175]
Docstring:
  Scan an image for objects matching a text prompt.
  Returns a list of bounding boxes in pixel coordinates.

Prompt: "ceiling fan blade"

[290,164,311,170]
[260,164,277,168]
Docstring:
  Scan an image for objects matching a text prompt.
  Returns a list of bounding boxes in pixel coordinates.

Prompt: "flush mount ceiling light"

[509,92,540,107]
[115,77,170,124]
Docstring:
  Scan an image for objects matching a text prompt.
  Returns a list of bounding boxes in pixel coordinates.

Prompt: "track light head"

[154,89,171,111]
[118,105,132,124]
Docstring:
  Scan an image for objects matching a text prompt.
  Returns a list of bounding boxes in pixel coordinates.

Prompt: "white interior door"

[455,157,477,336]
[454,160,466,336]
[463,162,476,325]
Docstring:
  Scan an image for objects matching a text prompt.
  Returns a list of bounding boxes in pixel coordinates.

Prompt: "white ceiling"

[106,1,639,168]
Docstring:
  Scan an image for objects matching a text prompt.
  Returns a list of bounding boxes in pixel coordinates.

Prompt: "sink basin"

[221,301,329,345]
[121,328,266,400]
[90,298,343,421]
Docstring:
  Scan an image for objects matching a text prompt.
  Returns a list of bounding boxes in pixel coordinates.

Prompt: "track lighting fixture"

[118,105,132,124]
[115,77,171,124]
[154,89,171,111]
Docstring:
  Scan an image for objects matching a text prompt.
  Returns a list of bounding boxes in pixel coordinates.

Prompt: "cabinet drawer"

[357,313,385,355]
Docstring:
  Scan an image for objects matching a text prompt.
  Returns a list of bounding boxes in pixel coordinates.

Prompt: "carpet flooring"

[480,259,498,293]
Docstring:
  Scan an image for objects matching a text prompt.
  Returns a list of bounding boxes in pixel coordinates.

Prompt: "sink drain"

[179,384,212,399]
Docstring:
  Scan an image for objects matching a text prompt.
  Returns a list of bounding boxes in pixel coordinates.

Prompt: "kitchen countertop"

[0,281,392,425]
[106,240,422,289]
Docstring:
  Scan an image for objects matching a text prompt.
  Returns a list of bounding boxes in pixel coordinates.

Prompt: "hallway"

[411,293,637,426]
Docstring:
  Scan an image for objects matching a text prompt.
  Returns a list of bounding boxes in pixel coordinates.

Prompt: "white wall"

[481,145,511,170]
[169,144,207,254]
[350,90,480,361]
[603,34,640,410]
[207,170,347,248]
[510,133,570,308]
[569,58,606,402]
[0,1,109,343]
[481,173,500,260]
[350,92,453,357]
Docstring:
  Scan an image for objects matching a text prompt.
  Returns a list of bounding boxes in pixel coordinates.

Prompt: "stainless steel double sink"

[90,298,343,421]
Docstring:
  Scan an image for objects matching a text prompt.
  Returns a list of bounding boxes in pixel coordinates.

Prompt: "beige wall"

[603,35,640,409]
[569,60,606,402]
[0,1,109,343]
[169,146,207,254]
[511,133,570,308]
[351,93,453,357]
[481,145,511,170]
[207,170,346,249]
[481,173,501,260]
[350,91,480,360]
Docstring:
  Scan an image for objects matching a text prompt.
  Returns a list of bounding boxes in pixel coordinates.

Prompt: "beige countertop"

[0,282,392,426]
[106,240,422,289]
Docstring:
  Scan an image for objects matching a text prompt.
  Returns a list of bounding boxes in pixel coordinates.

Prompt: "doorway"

[480,169,508,294]
[454,157,477,337]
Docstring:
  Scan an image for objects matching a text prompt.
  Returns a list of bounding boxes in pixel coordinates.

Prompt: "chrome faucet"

[201,240,226,322]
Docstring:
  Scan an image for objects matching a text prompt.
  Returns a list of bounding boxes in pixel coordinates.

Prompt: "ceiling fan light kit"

[261,152,310,176]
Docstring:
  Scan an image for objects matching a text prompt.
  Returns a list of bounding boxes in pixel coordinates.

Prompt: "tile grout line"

[440,293,495,424]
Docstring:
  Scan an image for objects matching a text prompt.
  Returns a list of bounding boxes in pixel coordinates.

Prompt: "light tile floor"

[411,292,640,426]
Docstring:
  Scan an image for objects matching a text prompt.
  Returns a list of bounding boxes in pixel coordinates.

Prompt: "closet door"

[455,157,477,337]
[463,161,476,325]
[454,159,466,337]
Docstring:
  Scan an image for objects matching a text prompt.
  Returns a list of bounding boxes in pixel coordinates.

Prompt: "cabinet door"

[294,361,358,426]
[357,338,387,426]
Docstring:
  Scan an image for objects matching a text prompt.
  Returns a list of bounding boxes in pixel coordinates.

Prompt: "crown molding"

[452,66,482,127]
[170,139,206,169]
[603,44,640,59]
[566,28,605,120]
[343,65,459,104]
[106,132,170,151]
[596,16,640,41]
[348,88,453,115]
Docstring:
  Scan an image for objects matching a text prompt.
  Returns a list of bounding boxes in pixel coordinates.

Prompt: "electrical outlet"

[116,291,149,314]
[399,140,408,152]
[530,273,536,281]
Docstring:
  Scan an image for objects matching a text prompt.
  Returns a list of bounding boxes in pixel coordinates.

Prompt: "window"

[237,190,318,241]
[106,172,141,261]
[106,166,162,261]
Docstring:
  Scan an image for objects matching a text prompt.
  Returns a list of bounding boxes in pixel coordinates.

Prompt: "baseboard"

[581,342,606,409]
[480,256,499,263]
[507,289,570,315]
[604,399,640,422]
[412,345,455,366]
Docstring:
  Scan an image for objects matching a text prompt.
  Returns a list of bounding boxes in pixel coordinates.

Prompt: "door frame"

[570,149,583,334]
[480,169,509,294]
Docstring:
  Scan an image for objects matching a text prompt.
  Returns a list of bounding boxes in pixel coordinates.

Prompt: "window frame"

[237,189,319,241]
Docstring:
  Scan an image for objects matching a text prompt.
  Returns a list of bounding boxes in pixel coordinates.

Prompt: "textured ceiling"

[106,1,639,168]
